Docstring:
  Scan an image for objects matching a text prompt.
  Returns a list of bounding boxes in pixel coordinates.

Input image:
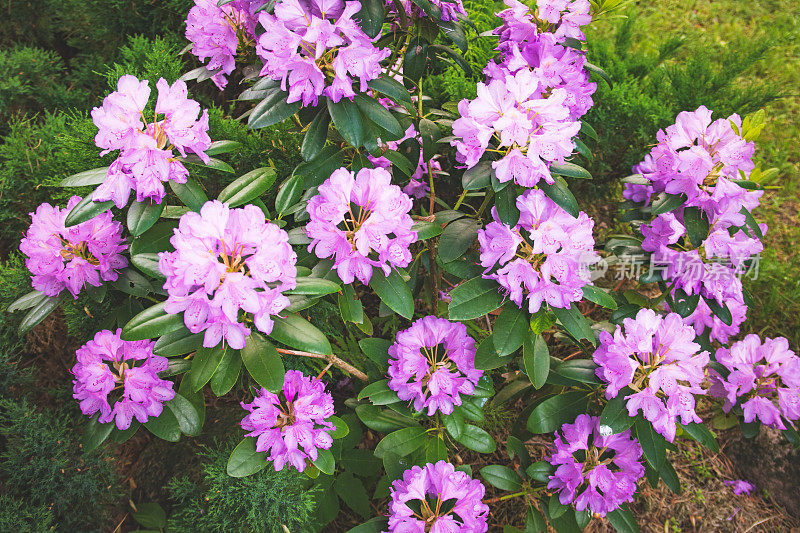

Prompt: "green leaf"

[301,108,330,161]
[495,184,520,226]
[181,155,234,173]
[538,176,579,218]
[474,335,508,370]
[357,379,400,406]
[526,461,554,483]
[355,404,416,433]
[166,393,203,436]
[206,139,243,156]
[442,409,465,439]
[367,76,414,111]
[355,94,403,140]
[740,206,764,240]
[551,304,595,345]
[548,359,601,386]
[448,277,504,321]
[144,407,181,442]
[705,297,733,327]
[218,167,276,207]
[635,417,666,470]
[313,448,335,475]
[456,424,496,453]
[120,301,185,341]
[328,97,365,147]
[248,90,302,129]
[132,503,167,529]
[374,427,427,458]
[650,193,685,216]
[607,507,639,533]
[59,166,109,187]
[83,416,114,453]
[585,61,613,87]
[683,206,710,247]
[288,277,340,297]
[270,313,332,355]
[359,338,392,368]
[294,145,347,187]
[493,305,528,356]
[170,178,208,211]
[335,470,372,518]
[241,333,285,392]
[189,343,226,392]
[600,395,635,434]
[581,286,617,309]
[274,173,304,215]
[462,161,492,190]
[403,38,428,81]
[679,422,718,453]
[382,149,417,177]
[341,448,382,477]
[580,121,598,141]
[227,437,268,477]
[550,162,592,179]
[549,493,568,519]
[18,294,63,335]
[209,347,242,396]
[111,268,154,298]
[523,334,550,389]
[347,518,390,533]
[370,268,414,319]
[411,220,442,240]
[64,195,114,227]
[426,435,447,462]
[527,391,589,434]
[659,459,681,494]
[506,435,531,469]
[8,290,48,313]
[438,218,479,263]
[153,327,204,357]
[480,465,523,491]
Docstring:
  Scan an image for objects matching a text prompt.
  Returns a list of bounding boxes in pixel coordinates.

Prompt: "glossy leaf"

[241,333,285,392]
[227,437,268,477]
[374,427,427,458]
[527,391,589,434]
[218,167,276,207]
[493,305,528,356]
[18,294,63,335]
[369,268,414,319]
[270,313,332,355]
[248,90,301,129]
[189,343,226,392]
[523,334,550,389]
[64,195,114,227]
[301,108,331,161]
[59,166,109,187]
[328,97,365,147]
[552,304,595,345]
[448,277,504,321]
[120,301,185,341]
[538,176,579,217]
[480,465,523,491]
[144,407,181,442]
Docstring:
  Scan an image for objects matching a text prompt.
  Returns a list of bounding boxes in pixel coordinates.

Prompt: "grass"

[588,0,800,344]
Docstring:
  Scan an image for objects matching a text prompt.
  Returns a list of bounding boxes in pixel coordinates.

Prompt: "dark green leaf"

[218,167,277,207]
[328,98,365,147]
[84,416,114,453]
[448,277,504,321]
[132,503,167,529]
[210,348,242,396]
[550,162,592,179]
[18,294,63,335]
[355,94,404,140]
[480,465,523,491]
[8,290,47,313]
[144,407,181,442]
[475,335,508,370]
[548,359,601,385]
[355,404,416,433]
[462,161,492,190]
[301,108,331,161]
[650,193,685,216]
[242,333,285,392]
[288,277,341,297]
[438,218,479,263]
[335,471,371,518]
[538,176,579,218]
[248,90,301,129]
[679,422,718,453]
[527,391,589,434]
[295,146,347,187]
[683,206,709,247]
[658,459,681,494]
[367,77,414,111]
[359,338,392,368]
[369,268,414,319]
[153,327,204,357]
[456,424,496,453]
[581,286,618,309]
[166,393,203,436]
[270,313,332,355]
[111,268,153,298]
[227,437,268,477]
[495,184,521,226]
[506,435,531,469]
[600,395,635,434]
[584,61,612,87]
[206,139,243,156]
[493,305,528,356]
[442,409,465,439]
[120,301,185,341]
[181,155,234,173]
[189,343,226,392]
[740,206,765,240]
[170,178,208,211]
[635,417,666,470]
[552,304,596,345]
[59,166,109,187]
[526,461,554,483]
[64,195,114,227]
[274,174,304,215]
[374,427,427,458]
[607,507,639,533]
[523,334,550,389]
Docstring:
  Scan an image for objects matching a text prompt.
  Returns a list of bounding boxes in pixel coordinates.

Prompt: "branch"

[275,348,368,381]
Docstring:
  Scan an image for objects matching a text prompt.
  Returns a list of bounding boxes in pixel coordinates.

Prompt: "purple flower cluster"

[593,309,709,442]
[628,106,766,343]
[724,479,756,496]
[72,329,175,430]
[20,196,127,298]
[478,189,598,313]
[91,75,211,207]
[709,334,800,429]
[388,460,489,532]
[240,370,336,472]
[387,316,482,416]
[185,0,262,89]
[306,167,417,284]
[369,124,440,199]
[548,414,644,516]
[159,201,297,350]
[535,0,592,41]
[255,0,390,107]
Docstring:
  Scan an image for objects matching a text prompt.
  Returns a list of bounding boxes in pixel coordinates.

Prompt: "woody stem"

[275,348,368,381]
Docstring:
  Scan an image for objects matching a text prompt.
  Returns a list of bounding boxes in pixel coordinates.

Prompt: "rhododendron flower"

[159,200,297,350]
[388,461,489,532]
[255,0,390,107]
[19,196,127,298]
[91,75,211,207]
[536,0,592,41]
[593,309,709,442]
[387,316,482,415]
[240,370,335,472]
[709,334,800,430]
[72,329,175,430]
[478,189,598,313]
[724,479,756,496]
[305,166,417,284]
[186,0,261,89]
[548,414,645,516]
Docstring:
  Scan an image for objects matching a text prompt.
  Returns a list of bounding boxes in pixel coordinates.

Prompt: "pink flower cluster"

[159,201,297,350]
[388,461,489,532]
[91,75,211,207]
[306,167,417,284]
[255,0,390,107]
[627,106,766,343]
[369,124,440,199]
[72,329,175,430]
[185,0,262,89]
[593,309,709,442]
[478,189,598,313]
[535,0,592,41]
[709,334,800,430]
[20,196,127,298]
[548,414,645,516]
[387,316,482,416]
[240,370,336,472]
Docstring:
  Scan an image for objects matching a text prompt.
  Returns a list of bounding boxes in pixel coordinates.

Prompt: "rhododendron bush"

[10,0,799,530]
